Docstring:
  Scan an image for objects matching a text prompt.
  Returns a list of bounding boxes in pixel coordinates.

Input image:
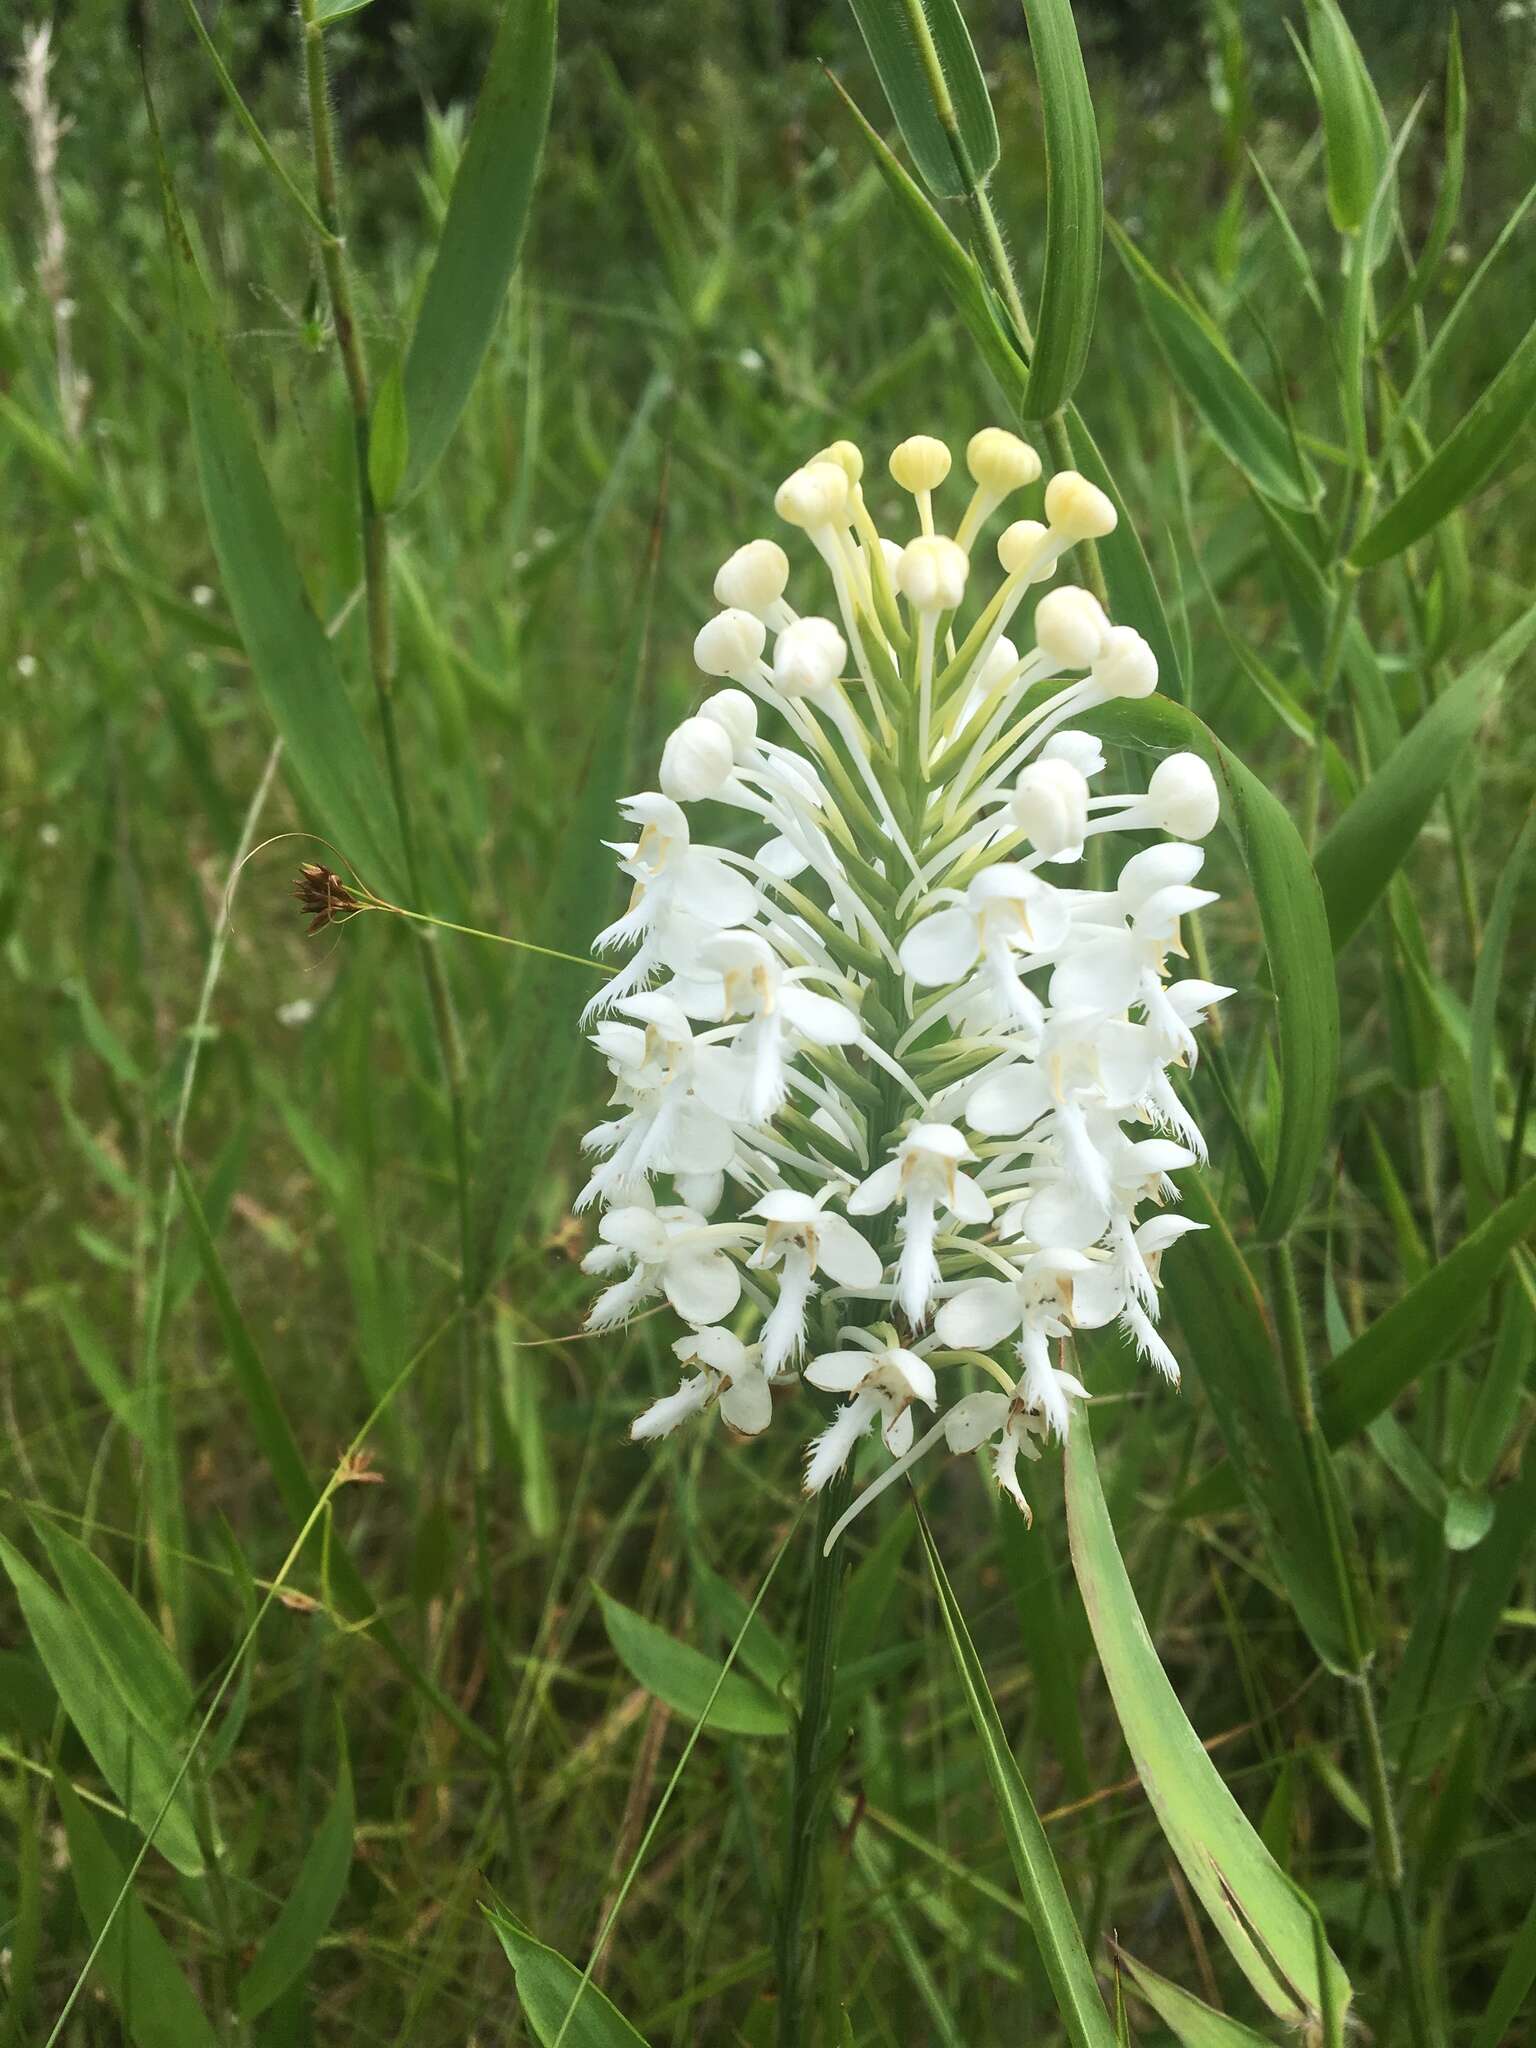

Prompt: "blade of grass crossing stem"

[1315,601,1536,950]
[487,1916,648,2047]
[1017,0,1103,419]
[1159,1178,1366,1674]
[1107,223,1314,509]
[1085,695,1339,1239]
[1115,1951,1274,2048]
[466,473,661,1298]
[1352,315,1536,566]
[0,1535,205,1876]
[1470,807,1535,1189]
[846,0,998,199]
[54,1776,220,2048]
[147,95,404,897]
[1301,0,1388,237]
[1065,1416,1351,2025]
[400,0,556,496]
[594,1587,788,1737]
[915,1502,1118,2048]
[237,1716,354,2018]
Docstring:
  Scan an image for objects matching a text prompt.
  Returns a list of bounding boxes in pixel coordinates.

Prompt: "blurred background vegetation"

[2,1,1534,2042]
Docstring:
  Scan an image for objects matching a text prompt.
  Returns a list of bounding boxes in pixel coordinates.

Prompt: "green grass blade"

[401,0,557,495]
[1300,0,1388,237]
[1065,1414,1351,2026]
[28,1522,194,1751]
[846,0,999,199]
[916,1503,1118,2048]
[1018,0,1103,419]
[1086,695,1339,1240]
[1469,806,1535,1188]
[1116,1950,1274,2048]
[489,1915,650,2046]
[150,105,405,896]
[1315,600,1536,950]
[594,1587,788,1737]
[1469,1885,1536,2048]
[237,1718,355,2018]
[54,1776,220,2048]
[1380,18,1465,342]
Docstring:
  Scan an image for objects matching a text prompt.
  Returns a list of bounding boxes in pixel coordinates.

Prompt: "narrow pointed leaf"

[55,1776,220,2048]
[401,0,557,494]
[0,1535,204,1875]
[151,122,404,896]
[1315,600,1536,950]
[1381,19,1465,340]
[1117,1951,1275,2048]
[846,0,998,199]
[1018,0,1103,419]
[29,1522,194,1751]
[1301,0,1388,236]
[1352,316,1536,567]
[238,1723,355,2018]
[1066,1416,1351,2026]
[1471,797,1531,1189]
[488,1912,650,2046]
[917,1505,1118,2048]
[594,1588,787,1737]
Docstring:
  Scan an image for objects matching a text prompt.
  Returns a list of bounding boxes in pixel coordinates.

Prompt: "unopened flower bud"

[714,539,789,617]
[997,519,1050,578]
[694,608,767,680]
[700,687,758,756]
[1118,841,1205,912]
[890,435,951,494]
[814,439,864,483]
[1011,758,1089,858]
[1044,470,1118,540]
[897,535,968,612]
[775,461,850,529]
[1093,624,1158,699]
[660,716,735,802]
[1148,752,1219,839]
[879,537,904,579]
[1033,585,1109,670]
[967,428,1041,496]
[974,634,1020,693]
[1042,728,1106,779]
[773,616,846,698]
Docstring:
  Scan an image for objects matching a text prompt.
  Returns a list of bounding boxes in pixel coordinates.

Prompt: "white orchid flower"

[849,1123,992,1326]
[803,1343,938,1492]
[631,1327,777,1441]
[747,1189,882,1373]
[583,1201,749,1331]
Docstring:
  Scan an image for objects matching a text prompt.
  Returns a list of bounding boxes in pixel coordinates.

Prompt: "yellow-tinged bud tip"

[1044,470,1117,540]
[775,461,850,530]
[966,428,1041,496]
[997,519,1050,578]
[813,439,865,483]
[889,435,951,494]
[897,535,968,612]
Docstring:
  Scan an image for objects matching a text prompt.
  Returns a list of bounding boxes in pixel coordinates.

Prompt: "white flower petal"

[934,1281,1022,1351]
[663,1250,742,1325]
[814,1216,884,1288]
[848,1160,902,1215]
[900,907,980,986]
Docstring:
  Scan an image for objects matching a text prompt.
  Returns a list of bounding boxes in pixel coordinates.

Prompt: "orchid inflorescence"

[579,429,1230,1542]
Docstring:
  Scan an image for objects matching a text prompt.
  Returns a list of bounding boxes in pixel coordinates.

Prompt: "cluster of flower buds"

[579,430,1229,1536]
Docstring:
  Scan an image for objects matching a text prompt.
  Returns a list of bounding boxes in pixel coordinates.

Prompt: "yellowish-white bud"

[714,539,789,617]
[1093,624,1159,699]
[1043,470,1118,540]
[974,633,1020,692]
[1033,585,1110,670]
[997,519,1051,578]
[694,607,767,680]
[1148,751,1219,838]
[814,439,864,484]
[897,535,968,612]
[966,428,1041,497]
[889,435,951,494]
[775,461,850,530]
[772,616,846,698]
[1010,758,1090,858]
[660,716,736,802]
[700,687,758,756]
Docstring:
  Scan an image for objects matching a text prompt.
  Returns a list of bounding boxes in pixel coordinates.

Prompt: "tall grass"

[1,3,1533,2043]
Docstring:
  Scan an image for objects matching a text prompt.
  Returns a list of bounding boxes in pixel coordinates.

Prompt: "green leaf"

[0,1534,204,1876]
[367,359,410,513]
[29,1522,194,1752]
[1161,1179,1366,1675]
[238,1721,355,2018]
[315,0,378,19]
[1352,315,1536,567]
[487,1912,650,2046]
[466,502,655,1297]
[1300,0,1388,237]
[1116,1951,1274,2048]
[1469,807,1535,1189]
[401,0,557,494]
[151,112,405,897]
[54,1776,221,2048]
[1458,1251,1535,1488]
[1109,224,1313,509]
[1315,602,1536,950]
[1470,1886,1536,2048]
[594,1588,788,1738]
[1018,0,1103,419]
[845,0,998,200]
[916,1506,1118,2048]
[1086,695,1339,1240]
[1065,1416,1351,2026]
[1380,18,1465,341]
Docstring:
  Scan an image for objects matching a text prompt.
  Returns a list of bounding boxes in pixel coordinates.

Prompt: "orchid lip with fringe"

[577,429,1231,1539]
